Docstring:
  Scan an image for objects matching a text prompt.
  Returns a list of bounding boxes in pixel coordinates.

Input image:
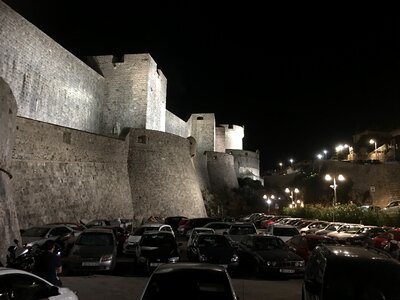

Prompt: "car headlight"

[100,254,113,262]
[168,256,180,263]
[266,260,277,266]
[231,254,239,262]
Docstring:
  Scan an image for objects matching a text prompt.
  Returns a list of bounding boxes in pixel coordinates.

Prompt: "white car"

[0,267,78,299]
[264,223,300,242]
[123,223,174,255]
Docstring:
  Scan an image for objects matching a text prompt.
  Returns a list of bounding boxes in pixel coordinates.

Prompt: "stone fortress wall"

[0,0,260,262]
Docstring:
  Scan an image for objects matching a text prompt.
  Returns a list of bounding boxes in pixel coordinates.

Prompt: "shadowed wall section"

[206,152,239,193]
[0,78,20,265]
[126,129,207,223]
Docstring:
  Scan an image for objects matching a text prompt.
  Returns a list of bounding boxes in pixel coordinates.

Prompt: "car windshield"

[253,237,286,250]
[141,234,175,247]
[229,226,256,235]
[21,227,50,237]
[197,235,230,248]
[141,269,234,300]
[133,226,159,235]
[76,233,114,246]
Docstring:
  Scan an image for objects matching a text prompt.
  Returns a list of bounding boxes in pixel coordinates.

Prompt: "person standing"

[33,240,62,286]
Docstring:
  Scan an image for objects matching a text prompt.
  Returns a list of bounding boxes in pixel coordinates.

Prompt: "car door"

[3,273,58,300]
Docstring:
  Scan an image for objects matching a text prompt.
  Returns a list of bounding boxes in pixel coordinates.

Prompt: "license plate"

[280,269,295,274]
[82,262,99,266]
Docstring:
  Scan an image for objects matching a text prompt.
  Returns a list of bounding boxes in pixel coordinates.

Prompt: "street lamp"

[325,174,345,221]
[263,194,275,213]
[285,187,299,207]
[369,139,377,160]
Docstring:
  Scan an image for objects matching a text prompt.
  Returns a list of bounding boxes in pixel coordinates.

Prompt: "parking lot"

[60,236,303,300]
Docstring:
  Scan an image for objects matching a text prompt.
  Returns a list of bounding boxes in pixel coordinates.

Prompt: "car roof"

[230,222,254,226]
[142,230,174,236]
[0,267,32,275]
[82,227,115,234]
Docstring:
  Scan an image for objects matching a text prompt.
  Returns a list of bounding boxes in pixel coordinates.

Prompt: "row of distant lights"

[277,139,378,167]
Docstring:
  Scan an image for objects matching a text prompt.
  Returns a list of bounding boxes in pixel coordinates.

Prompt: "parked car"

[314,222,345,236]
[326,223,364,243]
[177,217,220,237]
[0,267,79,300]
[187,227,215,249]
[372,228,400,249]
[135,231,181,274]
[264,223,300,242]
[20,224,78,255]
[186,233,239,274]
[299,220,330,235]
[302,244,400,300]
[65,227,117,274]
[139,262,238,300]
[203,221,233,235]
[359,205,382,212]
[123,223,174,255]
[236,234,305,277]
[285,234,338,262]
[225,222,257,244]
[383,200,400,215]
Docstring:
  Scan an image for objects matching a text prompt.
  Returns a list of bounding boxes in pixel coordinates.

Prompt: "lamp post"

[285,187,299,207]
[369,139,377,160]
[325,174,345,221]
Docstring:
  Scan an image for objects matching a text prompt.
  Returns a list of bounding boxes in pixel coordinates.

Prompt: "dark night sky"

[3,1,400,172]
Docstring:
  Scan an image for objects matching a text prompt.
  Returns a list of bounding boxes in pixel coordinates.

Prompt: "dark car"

[135,231,181,274]
[285,234,338,262]
[186,233,239,274]
[65,227,117,274]
[303,244,400,300]
[139,262,238,300]
[236,234,305,277]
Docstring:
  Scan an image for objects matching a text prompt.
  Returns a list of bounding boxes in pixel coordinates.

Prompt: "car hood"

[255,249,303,261]
[198,246,235,258]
